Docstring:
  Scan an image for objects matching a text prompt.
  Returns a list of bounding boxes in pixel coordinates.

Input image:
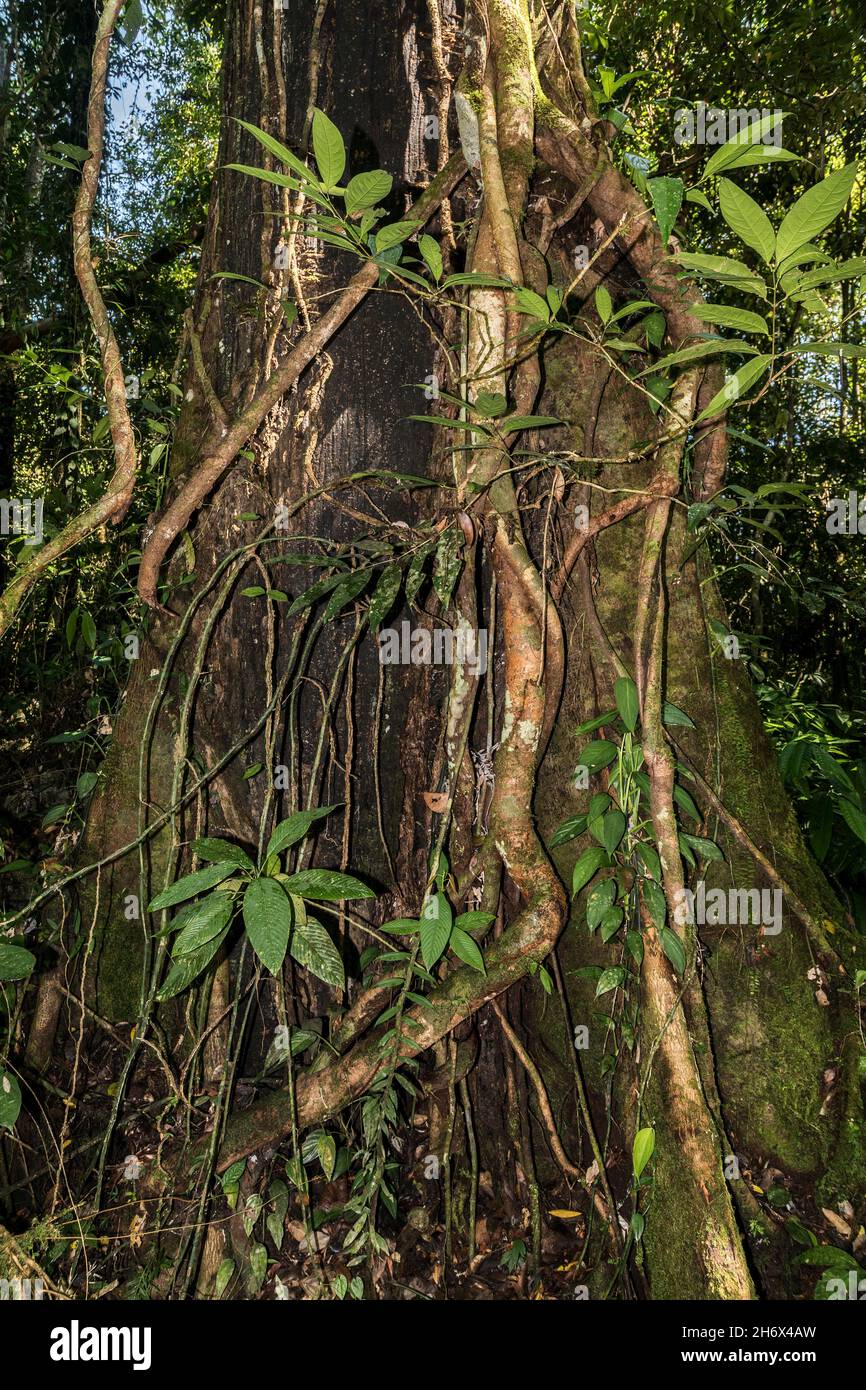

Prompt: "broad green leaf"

[578,738,619,772]
[290,915,344,989]
[311,107,345,187]
[325,569,370,619]
[644,880,667,929]
[722,144,800,172]
[453,910,496,932]
[548,814,588,847]
[375,220,418,252]
[344,169,392,214]
[685,187,713,212]
[367,564,402,630]
[215,1258,235,1298]
[660,926,686,974]
[787,256,866,293]
[788,342,866,359]
[249,1243,268,1291]
[172,892,234,957]
[450,926,485,973]
[420,891,452,970]
[148,862,237,912]
[265,805,339,861]
[234,118,313,182]
[288,571,351,615]
[283,868,374,901]
[615,675,638,731]
[637,337,757,377]
[191,838,255,871]
[839,798,866,846]
[157,927,229,1000]
[587,878,617,929]
[0,1070,22,1129]
[703,113,787,178]
[695,353,772,421]
[0,943,36,981]
[632,1126,655,1179]
[595,285,613,323]
[662,700,695,728]
[717,179,775,263]
[317,1132,337,1180]
[572,846,608,897]
[596,965,627,997]
[602,809,626,856]
[243,878,292,974]
[689,303,769,336]
[646,176,684,246]
[775,163,858,265]
[671,251,767,297]
[418,233,443,281]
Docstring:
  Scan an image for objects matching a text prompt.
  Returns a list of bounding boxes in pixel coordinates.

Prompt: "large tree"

[4,0,864,1301]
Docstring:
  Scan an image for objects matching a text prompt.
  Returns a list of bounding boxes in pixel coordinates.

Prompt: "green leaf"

[695,354,772,421]
[283,868,374,901]
[499,414,561,432]
[0,943,36,981]
[775,163,858,265]
[703,113,787,178]
[689,303,769,336]
[265,805,339,861]
[311,107,346,187]
[420,891,452,970]
[243,878,292,974]
[513,286,551,322]
[632,1126,655,1179]
[644,880,667,929]
[660,926,686,975]
[345,169,392,214]
[233,119,312,182]
[685,187,713,212]
[671,252,767,297]
[290,915,344,989]
[191,838,255,871]
[375,220,418,252]
[156,928,229,1000]
[572,846,609,897]
[548,814,588,848]
[647,176,684,246]
[0,1070,22,1130]
[578,739,619,772]
[722,144,800,172]
[418,233,443,281]
[325,569,371,619]
[595,965,627,997]
[615,675,638,731]
[172,892,234,957]
[148,862,237,912]
[450,927,486,973]
[839,798,866,846]
[595,285,613,323]
[787,256,866,293]
[637,337,757,377]
[662,701,695,728]
[453,910,496,932]
[367,564,402,630]
[215,1257,235,1298]
[249,1243,268,1291]
[317,1132,337,1180]
[587,878,617,928]
[602,809,626,856]
[716,179,775,263]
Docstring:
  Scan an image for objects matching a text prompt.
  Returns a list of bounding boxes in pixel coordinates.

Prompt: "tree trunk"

[59,0,864,1299]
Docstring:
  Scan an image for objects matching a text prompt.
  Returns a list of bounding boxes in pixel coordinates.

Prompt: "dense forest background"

[0,0,865,1302]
